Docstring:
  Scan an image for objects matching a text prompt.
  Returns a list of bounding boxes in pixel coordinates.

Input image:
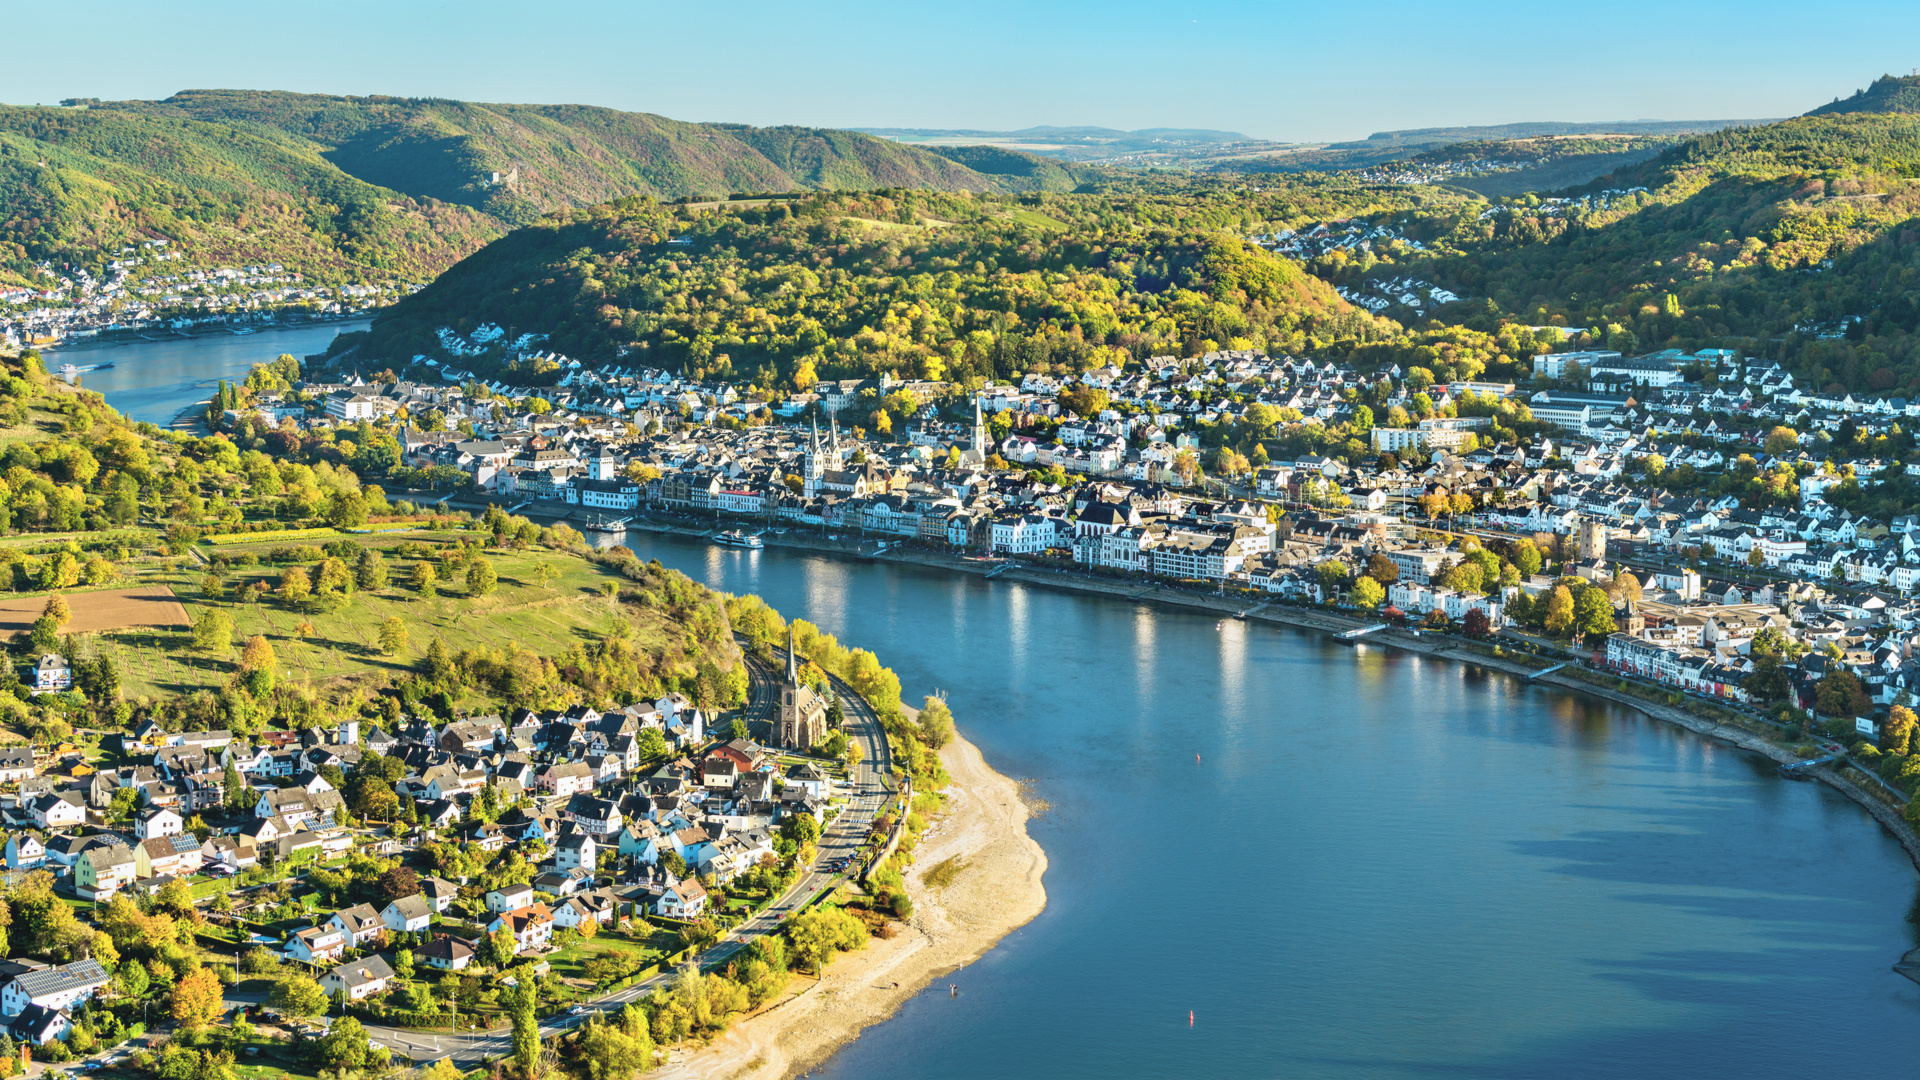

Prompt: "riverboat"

[714,530,764,549]
[583,515,626,535]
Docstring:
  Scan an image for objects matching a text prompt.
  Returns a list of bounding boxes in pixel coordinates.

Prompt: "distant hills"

[1806,74,1920,116]
[0,90,1101,286]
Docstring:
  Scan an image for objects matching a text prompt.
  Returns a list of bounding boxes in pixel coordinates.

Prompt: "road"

[362,641,896,1066]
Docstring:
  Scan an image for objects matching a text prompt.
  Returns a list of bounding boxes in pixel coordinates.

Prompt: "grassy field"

[93,537,676,699]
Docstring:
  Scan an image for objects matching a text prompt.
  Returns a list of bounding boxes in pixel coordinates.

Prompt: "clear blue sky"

[3,0,1915,141]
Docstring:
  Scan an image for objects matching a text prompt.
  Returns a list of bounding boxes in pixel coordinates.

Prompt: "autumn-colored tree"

[279,566,312,606]
[40,594,70,627]
[240,635,276,672]
[1883,705,1917,756]
[377,616,409,656]
[1543,585,1575,636]
[171,967,224,1027]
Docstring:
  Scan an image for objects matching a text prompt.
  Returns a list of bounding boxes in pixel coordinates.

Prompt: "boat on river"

[714,530,764,549]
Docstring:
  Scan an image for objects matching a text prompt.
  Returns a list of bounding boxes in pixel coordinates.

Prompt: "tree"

[783,906,867,974]
[636,728,669,761]
[1816,670,1872,718]
[279,566,311,606]
[410,561,438,593]
[917,695,955,749]
[1509,539,1543,578]
[268,974,329,1018]
[170,967,224,1027]
[1765,426,1801,457]
[378,866,420,900]
[1462,608,1491,638]
[377,616,409,656]
[1543,585,1575,636]
[466,558,498,597]
[1572,587,1616,640]
[1351,576,1385,610]
[1315,560,1349,598]
[1364,553,1399,585]
[317,1016,371,1071]
[480,925,516,968]
[40,594,70,628]
[239,635,276,672]
[1883,705,1917,755]
[191,608,234,655]
[355,549,389,591]
[506,981,539,1072]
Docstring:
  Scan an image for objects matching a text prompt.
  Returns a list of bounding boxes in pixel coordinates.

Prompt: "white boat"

[713,530,764,549]
[584,516,626,535]
[231,327,257,336]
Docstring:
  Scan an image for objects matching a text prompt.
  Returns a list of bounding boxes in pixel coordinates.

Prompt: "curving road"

[365,641,896,1066]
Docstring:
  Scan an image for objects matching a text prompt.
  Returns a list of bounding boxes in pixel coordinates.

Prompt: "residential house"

[319,956,395,1002]
[380,894,433,936]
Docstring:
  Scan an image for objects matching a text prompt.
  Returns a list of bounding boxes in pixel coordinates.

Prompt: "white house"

[655,880,708,920]
[380,894,433,936]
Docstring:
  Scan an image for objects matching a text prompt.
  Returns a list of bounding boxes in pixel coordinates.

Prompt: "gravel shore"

[654,731,1048,1080]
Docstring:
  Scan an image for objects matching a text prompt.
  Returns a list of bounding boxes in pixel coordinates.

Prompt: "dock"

[1337,623,1388,640]
[1526,662,1569,681]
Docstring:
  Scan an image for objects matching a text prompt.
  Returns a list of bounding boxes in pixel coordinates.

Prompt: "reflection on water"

[63,322,370,425]
[616,529,1920,1080]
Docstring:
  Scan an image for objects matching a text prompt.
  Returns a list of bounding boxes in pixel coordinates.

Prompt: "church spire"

[787,625,798,686]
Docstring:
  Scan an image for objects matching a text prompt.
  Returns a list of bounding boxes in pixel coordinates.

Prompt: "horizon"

[0,0,1915,143]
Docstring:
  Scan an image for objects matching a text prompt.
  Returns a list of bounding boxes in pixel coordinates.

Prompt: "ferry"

[583,516,626,535]
[713,530,764,550]
[231,327,257,336]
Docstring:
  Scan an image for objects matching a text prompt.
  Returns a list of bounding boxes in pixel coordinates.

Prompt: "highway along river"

[620,531,1920,1080]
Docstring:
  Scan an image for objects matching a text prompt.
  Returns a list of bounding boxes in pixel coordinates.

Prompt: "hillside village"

[0,642,878,1052]
[217,326,1920,737]
[0,243,412,348]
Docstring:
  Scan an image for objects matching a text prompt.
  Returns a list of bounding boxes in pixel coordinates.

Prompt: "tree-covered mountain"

[1311,111,1920,394]
[1806,75,1920,116]
[0,90,1100,286]
[0,104,502,285]
[355,186,1382,386]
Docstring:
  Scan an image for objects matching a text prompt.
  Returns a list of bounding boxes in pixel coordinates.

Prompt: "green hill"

[0,90,1102,285]
[354,186,1367,385]
[1345,111,1920,394]
[0,104,502,285]
[1806,75,1920,116]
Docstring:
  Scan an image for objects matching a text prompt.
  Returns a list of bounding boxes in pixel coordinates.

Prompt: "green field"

[93,537,671,699]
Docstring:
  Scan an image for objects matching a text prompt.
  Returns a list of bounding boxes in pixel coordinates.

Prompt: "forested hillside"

[111,92,1068,222]
[0,90,1098,285]
[0,105,501,284]
[1806,74,1920,116]
[1300,112,1920,395]
[358,185,1411,386]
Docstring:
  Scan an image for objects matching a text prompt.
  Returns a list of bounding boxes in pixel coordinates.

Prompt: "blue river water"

[72,334,1920,1077]
[620,533,1920,1080]
[49,320,369,425]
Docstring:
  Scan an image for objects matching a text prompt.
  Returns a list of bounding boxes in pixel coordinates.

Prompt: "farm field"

[93,539,678,700]
[0,584,189,634]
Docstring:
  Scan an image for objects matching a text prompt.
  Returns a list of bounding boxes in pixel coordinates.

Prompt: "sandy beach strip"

[653,731,1048,1080]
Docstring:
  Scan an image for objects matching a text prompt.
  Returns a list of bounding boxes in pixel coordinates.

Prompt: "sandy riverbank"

[653,731,1048,1080]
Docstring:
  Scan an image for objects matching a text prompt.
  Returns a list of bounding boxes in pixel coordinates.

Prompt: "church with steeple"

[802,415,847,498]
[957,392,989,467]
[777,627,829,750]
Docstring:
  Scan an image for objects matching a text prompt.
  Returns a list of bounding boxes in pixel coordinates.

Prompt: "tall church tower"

[777,626,828,750]
[803,416,826,497]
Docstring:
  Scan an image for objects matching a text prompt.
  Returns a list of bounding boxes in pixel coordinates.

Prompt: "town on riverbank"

[195,328,1920,852]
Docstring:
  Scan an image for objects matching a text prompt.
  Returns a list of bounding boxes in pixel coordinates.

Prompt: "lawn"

[546,929,677,985]
[92,540,675,699]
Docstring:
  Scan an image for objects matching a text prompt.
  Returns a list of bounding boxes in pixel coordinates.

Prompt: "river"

[617,533,1920,1080]
[74,335,1920,1077]
[49,320,370,425]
